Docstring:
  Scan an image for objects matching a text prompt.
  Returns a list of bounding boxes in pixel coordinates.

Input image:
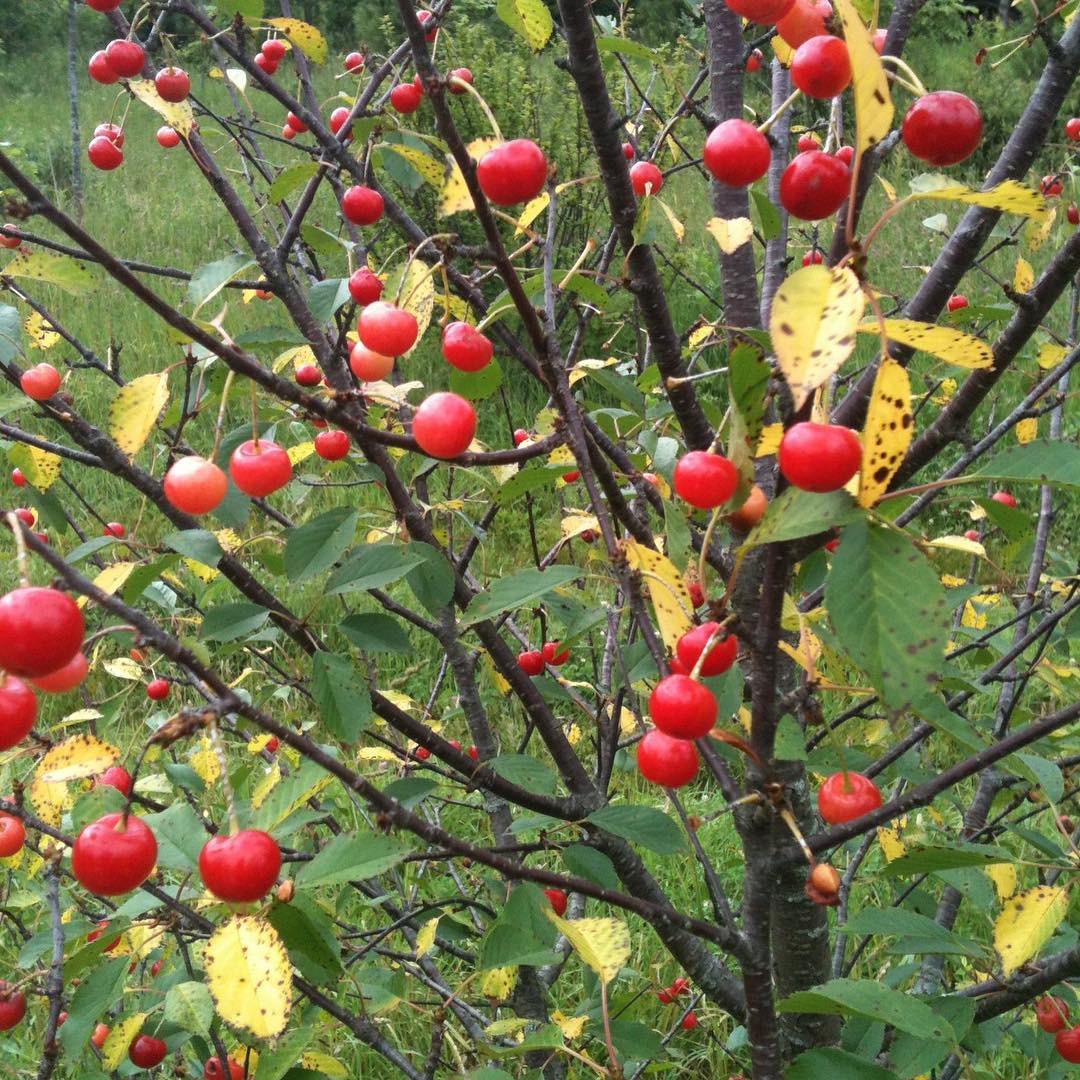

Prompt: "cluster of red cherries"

[1035,994,1080,1063]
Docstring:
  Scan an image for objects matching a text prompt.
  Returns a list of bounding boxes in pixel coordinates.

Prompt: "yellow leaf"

[25,310,59,350]
[127,79,196,136]
[961,600,987,630]
[857,358,911,508]
[772,36,794,64]
[705,216,753,254]
[622,540,692,653]
[1037,342,1067,370]
[37,735,119,784]
[272,345,317,374]
[910,178,1048,221]
[8,443,61,491]
[0,247,98,294]
[515,192,550,235]
[378,143,443,188]
[264,776,332,831]
[287,441,315,466]
[184,558,219,583]
[481,965,518,999]
[101,1013,147,1071]
[877,821,906,862]
[1013,256,1034,294]
[940,573,966,588]
[391,260,435,357]
[756,422,783,457]
[103,657,143,681]
[189,738,220,785]
[545,913,630,985]
[929,534,985,557]
[1015,417,1038,444]
[552,1010,588,1040]
[109,371,169,458]
[1024,205,1055,251]
[262,17,327,63]
[415,916,439,958]
[561,513,600,540]
[30,775,70,828]
[994,885,1068,976]
[687,324,715,351]
[206,916,291,1037]
[79,562,137,610]
[836,0,893,155]
[301,1053,347,1078]
[499,0,554,50]
[770,265,864,410]
[440,138,500,217]
[931,377,957,404]
[858,319,993,370]
[485,1016,530,1037]
[224,68,248,94]
[654,196,685,243]
[986,863,1018,902]
[251,763,281,809]
[877,175,898,203]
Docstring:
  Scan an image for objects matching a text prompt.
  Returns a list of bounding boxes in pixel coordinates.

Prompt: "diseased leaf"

[994,885,1068,976]
[857,319,993,370]
[836,0,892,154]
[1,248,98,294]
[262,17,327,63]
[8,443,61,491]
[100,1012,147,1071]
[909,177,1049,220]
[37,735,118,783]
[857,358,912,508]
[496,0,553,50]
[128,79,196,136]
[440,138,500,216]
[109,372,169,458]
[621,540,692,653]
[205,916,291,1037]
[545,913,630,985]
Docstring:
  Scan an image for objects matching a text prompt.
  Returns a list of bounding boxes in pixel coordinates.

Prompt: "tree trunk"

[67,0,83,219]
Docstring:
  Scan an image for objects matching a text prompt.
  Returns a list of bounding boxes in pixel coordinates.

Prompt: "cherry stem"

[395,234,452,305]
[878,55,928,97]
[448,77,503,142]
[697,505,724,600]
[778,806,816,867]
[558,238,597,291]
[211,369,236,461]
[688,619,733,682]
[249,378,259,449]
[599,982,619,1079]
[6,512,30,588]
[207,719,241,836]
[757,88,802,136]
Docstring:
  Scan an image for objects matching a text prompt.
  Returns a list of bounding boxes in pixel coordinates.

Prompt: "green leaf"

[325,543,425,595]
[295,832,411,887]
[1007,752,1064,803]
[307,278,350,324]
[199,601,270,642]
[65,535,117,564]
[595,35,654,61]
[460,566,581,626]
[826,517,950,711]
[2,249,98,294]
[268,161,320,203]
[267,895,342,985]
[284,508,358,582]
[339,612,411,653]
[750,187,782,241]
[586,805,685,855]
[253,1025,315,1080]
[164,981,214,1036]
[778,978,955,1041]
[746,488,863,547]
[164,528,224,568]
[609,1019,664,1062]
[311,652,370,742]
[450,358,503,401]
[840,908,985,957]
[59,957,129,1058]
[494,465,565,505]
[561,844,620,890]
[300,223,345,257]
[0,305,21,363]
[972,439,1080,487]
[186,253,255,310]
[405,542,455,614]
[787,1048,895,1079]
[489,754,558,795]
[143,802,205,871]
[879,842,1013,877]
[729,345,770,449]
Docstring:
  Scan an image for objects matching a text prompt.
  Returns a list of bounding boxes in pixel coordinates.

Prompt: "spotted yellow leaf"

[496,0,553,50]
[262,17,327,63]
[1013,256,1034,294]
[190,738,220,785]
[388,259,434,356]
[128,79,196,136]
[109,371,169,458]
[770,265,864,409]
[301,1054,346,1078]
[1015,417,1038,444]
[101,1013,148,1071]
[961,599,987,629]
[986,862,1018,902]
[561,513,600,540]
[546,913,630,985]
[515,192,550,235]
[440,138,501,217]
[756,422,783,457]
[1037,342,1067,370]
[910,178,1048,221]
[877,821,906,861]
[30,775,70,828]
[25,309,59,350]
[930,535,985,557]
[858,318,993,370]
[103,657,142,681]
[622,540,692,652]
[1024,205,1055,251]
[0,247,98,294]
[481,965,518,999]
[994,885,1067,976]
[287,441,315,466]
[378,143,443,188]
[78,562,137,610]
[706,216,753,254]
[552,1010,588,1040]
[206,916,291,1037]
[8,443,61,491]
[37,735,119,784]
[688,324,715,351]
[836,0,892,154]
[184,558,219,584]
[415,916,439,959]
[655,196,685,242]
[857,358,911,508]
[251,763,282,809]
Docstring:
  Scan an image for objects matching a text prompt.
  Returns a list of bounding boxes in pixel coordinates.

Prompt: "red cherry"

[412,393,476,459]
[344,51,365,72]
[31,652,88,694]
[872,27,887,53]
[11,469,25,488]
[96,766,133,797]
[12,508,33,527]
[778,422,862,492]
[835,144,855,167]
[21,362,61,400]
[163,455,229,515]
[104,39,145,78]
[0,982,26,1031]
[441,322,493,372]
[449,67,474,93]
[87,0,122,9]
[542,641,570,666]
[746,48,763,72]
[88,135,123,170]
[476,139,548,206]
[1066,117,1080,141]
[629,161,664,196]
[329,107,351,136]
[340,185,384,226]
[155,127,180,151]
[467,745,479,760]
[780,151,850,220]
[229,440,293,498]
[676,623,738,678]
[777,0,832,47]
[199,829,281,902]
[149,960,162,977]
[254,52,278,75]
[963,529,979,542]
[649,674,717,739]
[103,521,125,538]
[315,430,350,461]
[72,812,157,895]
[204,1058,245,1080]
[991,490,1017,508]
[0,588,84,679]
[348,268,383,305]
[817,771,882,825]
[703,120,770,187]
[88,50,119,84]
[688,581,705,609]
[90,1022,110,1048]
[413,745,431,761]
[902,92,982,167]
[417,9,439,40]
[296,363,322,387]
[636,729,698,787]
[390,83,423,114]
[155,66,190,103]
[673,451,738,509]
[129,1034,167,1069]
[797,132,821,153]
[544,888,568,916]
[517,650,545,676]
[947,294,968,312]
[0,225,19,249]
[724,0,796,24]
[802,250,823,266]
[350,342,394,381]
[358,301,419,356]
[266,737,280,753]
[286,111,308,133]
[681,1011,698,1030]
[262,38,286,61]
[1040,175,1064,198]
[512,429,529,446]
[791,36,851,99]
[621,141,635,160]
[146,678,169,701]
[657,987,674,1004]
[0,814,25,858]
[1069,204,1080,226]
[412,74,425,96]
[1037,996,1070,1034]
[1057,1026,1080,1063]
[93,122,124,147]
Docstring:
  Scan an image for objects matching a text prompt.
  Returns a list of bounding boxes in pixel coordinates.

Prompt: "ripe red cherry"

[96,765,133,797]
[358,301,419,356]
[676,623,738,678]
[204,1058,245,1080]
[947,294,968,312]
[629,161,663,196]
[791,36,851,99]
[262,38,286,61]
[477,139,548,206]
[657,986,674,1004]
[87,0,122,9]
[1040,174,1064,198]
[872,27,887,52]
[315,430,350,461]
[746,48,763,72]
[449,67,474,93]
[104,39,145,78]
[777,0,832,46]
[779,422,862,492]
[344,51,365,72]
[544,888,568,916]
[20,362,61,400]
[0,982,26,1031]
[542,641,569,666]
[295,363,322,387]
[0,815,25,858]
[0,587,84,679]
[266,737,280,754]
[835,144,854,167]
[512,429,529,446]
[72,812,157,895]
[88,135,123,170]
[229,440,293,498]
[93,122,124,147]
[724,0,796,23]
[11,469,25,487]
[31,652,87,694]
[1067,117,1080,141]
[199,829,281,902]
[991,490,1017,508]
[703,120,770,187]
[681,1011,698,1030]
[340,185,384,226]
[797,133,821,153]
[517,650,544,676]
[902,91,982,167]
[963,529,979,542]
[390,83,423,113]
[163,455,228,515]
[0,675,42,749]
[0,225,19,249]
[129,1034,167,1069]
[417,9,438,39]
[88,50,119,84]
[637,729,698,788]
[413,745,431,762]
[671,976,690,996]
[441,322,493,372]
[286,111,307,133]
[413,392,477,459]
[802,250,823,266]
[12,508,33,527]
[673,451,738,509]
[1069,204,1080,226]
[1057,1027,1080,1063]
[649,674,717,739]
[348,267,383,305]
[817,771,882,824]
[254,52,278,75]
[349,342,394,382]
[146,678,169,701]
[103,521,125,538]
[1037,996,1070,1034]
[155,66,190,102]
[329,107,351,137]
[780,151,850,220]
